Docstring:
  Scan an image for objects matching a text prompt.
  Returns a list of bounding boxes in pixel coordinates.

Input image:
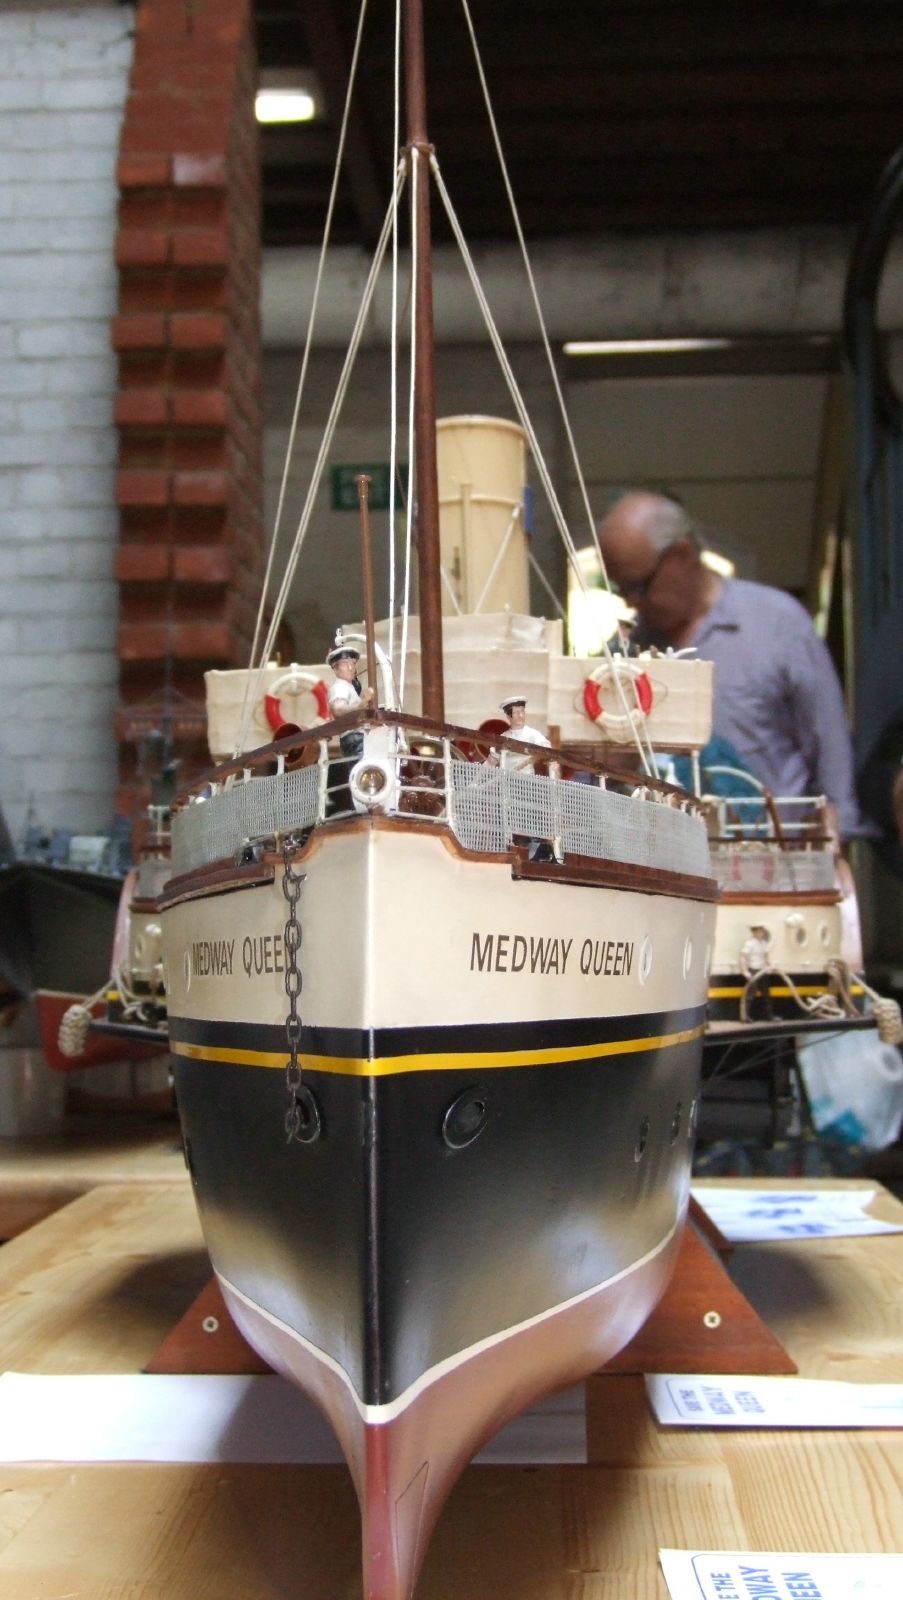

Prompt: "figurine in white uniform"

[327,636,373,758]
[500,694,551,755]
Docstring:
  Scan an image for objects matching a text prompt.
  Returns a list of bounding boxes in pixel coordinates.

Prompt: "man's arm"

[786,624,859,842]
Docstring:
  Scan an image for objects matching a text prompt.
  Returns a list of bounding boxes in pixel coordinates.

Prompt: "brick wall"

[0,1,135,844]
[114,0,264,815]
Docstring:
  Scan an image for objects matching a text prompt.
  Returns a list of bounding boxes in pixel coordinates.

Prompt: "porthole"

[639,937,653,986]
[442,1088,490,1150]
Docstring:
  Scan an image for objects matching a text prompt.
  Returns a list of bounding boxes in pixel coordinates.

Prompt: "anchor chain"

[282,842,307,1141]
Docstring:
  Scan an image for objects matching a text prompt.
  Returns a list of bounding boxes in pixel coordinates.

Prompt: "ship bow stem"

[357,1224,681,1598]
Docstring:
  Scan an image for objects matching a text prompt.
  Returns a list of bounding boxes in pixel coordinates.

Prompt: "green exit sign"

[330,464,406,512]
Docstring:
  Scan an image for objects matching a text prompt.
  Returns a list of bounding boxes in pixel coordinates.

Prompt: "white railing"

[169,721,710,882]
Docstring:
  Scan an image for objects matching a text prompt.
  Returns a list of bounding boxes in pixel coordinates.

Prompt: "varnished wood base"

[147,1214,794,1381]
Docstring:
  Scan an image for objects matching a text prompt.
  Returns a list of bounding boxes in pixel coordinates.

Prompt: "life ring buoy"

[582,661,653,735]
[264,669,330,734]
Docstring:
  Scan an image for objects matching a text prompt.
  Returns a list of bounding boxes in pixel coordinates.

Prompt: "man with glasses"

[596,490,859,848]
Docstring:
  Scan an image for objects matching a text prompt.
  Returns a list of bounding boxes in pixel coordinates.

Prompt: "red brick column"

[113,0,263,814]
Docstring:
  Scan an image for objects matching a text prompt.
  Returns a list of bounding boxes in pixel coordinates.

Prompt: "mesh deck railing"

[170,748,710,881]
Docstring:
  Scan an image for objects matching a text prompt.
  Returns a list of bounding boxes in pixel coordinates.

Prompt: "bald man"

[596,491,859,843]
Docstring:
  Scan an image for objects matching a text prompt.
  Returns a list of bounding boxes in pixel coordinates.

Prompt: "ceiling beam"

[297,0,387,247]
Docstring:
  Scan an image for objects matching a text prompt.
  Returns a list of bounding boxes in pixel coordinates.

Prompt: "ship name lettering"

[470,932,573,975]
[739,1570,782,1600]
[579,938,634,978]
[191,938,234,977]
[241,933,286,979]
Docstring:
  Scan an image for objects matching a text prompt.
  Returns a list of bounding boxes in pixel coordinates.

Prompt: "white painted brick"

[0,112,59,151]
[11,146,118,182]
[34,5,133,40]
[14,468,70,507]
[63,110,126,149]
[10,430,116,468]
[16,323,110,360]
[0,508,48,541]
[45,357,117,395]
[11,578,118,620]
[64,396,116,429]
[2,255,116,291]
[11,180,117,221]
[49,76,129,112]
[16,686,78,723]
[0,218,117,253]
[0,2,136,839]
[1,650,117,688]
[0,285,116,323]
[15,466,114,508]
[15,399,74,432]
[58,614,119,653]
[0,435,52,467]
[0,78,35,112]
[0,360,46,396]
[37,506,119,540]
[16,541,108,579]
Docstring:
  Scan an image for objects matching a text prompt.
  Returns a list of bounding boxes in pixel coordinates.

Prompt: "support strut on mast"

[403,0,445,725]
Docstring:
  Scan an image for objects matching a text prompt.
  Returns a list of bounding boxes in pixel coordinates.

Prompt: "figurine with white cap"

[327,630,374,757]
[499,693,550,752]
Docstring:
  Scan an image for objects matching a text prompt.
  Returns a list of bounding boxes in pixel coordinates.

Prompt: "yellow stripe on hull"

[171,1023,706,1079]
[708,983,865,1001]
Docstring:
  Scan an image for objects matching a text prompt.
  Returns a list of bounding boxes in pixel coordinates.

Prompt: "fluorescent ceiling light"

[255,87,317,124]
[563,338,734,356]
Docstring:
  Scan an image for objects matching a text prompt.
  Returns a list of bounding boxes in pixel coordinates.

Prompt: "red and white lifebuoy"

[582,660,654,736]
[264,669,331,735]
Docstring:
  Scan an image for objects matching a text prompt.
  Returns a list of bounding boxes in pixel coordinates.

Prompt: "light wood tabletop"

[1,1177,902,1598]
[0,1113,186,1239]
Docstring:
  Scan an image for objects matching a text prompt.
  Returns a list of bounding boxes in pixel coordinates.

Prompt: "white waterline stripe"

[218,1216,680,1426]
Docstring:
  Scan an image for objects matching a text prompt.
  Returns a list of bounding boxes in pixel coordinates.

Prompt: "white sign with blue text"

[659,1550,903,1600]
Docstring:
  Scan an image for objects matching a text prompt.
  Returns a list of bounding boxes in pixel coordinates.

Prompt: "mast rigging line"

[234,157,408,758]
[457,0,608,584]
[430,154,656,777]
[242,0,654,778]
[244,0,372,681]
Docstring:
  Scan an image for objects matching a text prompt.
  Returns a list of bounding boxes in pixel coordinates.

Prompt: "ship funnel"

[437,415,530,615]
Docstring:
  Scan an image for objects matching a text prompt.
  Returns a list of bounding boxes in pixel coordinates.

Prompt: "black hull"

[172,1010,702,1408]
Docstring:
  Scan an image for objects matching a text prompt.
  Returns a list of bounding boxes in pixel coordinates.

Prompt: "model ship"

[156,4,717,1595]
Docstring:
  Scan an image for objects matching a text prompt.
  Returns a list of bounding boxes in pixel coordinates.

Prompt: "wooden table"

[0,1113,186,1239]
[1,1178,902,1598]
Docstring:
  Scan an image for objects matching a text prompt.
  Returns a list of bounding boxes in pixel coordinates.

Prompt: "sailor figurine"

[499,694,550,753]
[327,634,373,759]
[739,922,772,980]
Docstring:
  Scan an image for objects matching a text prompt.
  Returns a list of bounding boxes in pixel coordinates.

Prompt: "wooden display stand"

[146,1199,795,1379]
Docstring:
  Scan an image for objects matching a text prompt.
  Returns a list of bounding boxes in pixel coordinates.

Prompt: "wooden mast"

[403,0,445,724]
